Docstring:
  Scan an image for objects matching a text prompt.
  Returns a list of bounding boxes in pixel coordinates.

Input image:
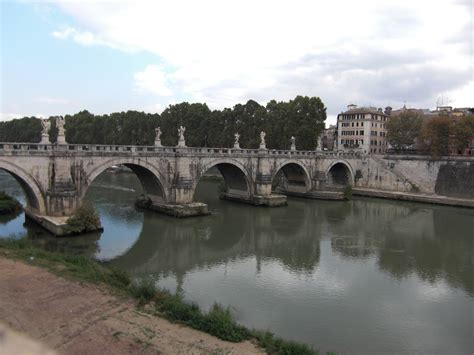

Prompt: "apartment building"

[337,104,390,154]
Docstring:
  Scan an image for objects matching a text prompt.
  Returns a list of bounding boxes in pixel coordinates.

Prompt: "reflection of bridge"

[0,142,414,234]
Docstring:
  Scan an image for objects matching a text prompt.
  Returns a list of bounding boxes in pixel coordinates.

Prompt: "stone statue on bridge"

[290,136,296,151]
[234,133,240,149]
[177,126,186,147]
[56,117,67,144]
[259,131,266,150]
[40,119,50,144]
[316,135,322,152]
[154,127,162,147]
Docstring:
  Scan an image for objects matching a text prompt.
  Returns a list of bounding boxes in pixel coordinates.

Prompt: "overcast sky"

[1,0,472,125]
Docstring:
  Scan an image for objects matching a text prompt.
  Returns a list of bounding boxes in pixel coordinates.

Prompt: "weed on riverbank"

[0,238,320,355]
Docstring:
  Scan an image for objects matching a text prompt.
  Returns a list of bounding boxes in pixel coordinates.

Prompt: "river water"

[0,170,473,354]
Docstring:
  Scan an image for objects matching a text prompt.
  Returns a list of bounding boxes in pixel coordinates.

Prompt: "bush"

[200,303,251,342]
[129,277,157,304]
[66,202,101,234]
[252,330,317,355]
[0,191,22,215]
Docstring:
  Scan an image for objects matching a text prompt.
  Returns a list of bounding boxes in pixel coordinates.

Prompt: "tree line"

[0,96,326,151]
[386,111,474,157]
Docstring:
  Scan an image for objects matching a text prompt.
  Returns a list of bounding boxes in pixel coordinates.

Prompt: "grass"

[0,238,322,355]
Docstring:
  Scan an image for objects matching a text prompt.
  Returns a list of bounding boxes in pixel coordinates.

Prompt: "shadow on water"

[1,169,473,353]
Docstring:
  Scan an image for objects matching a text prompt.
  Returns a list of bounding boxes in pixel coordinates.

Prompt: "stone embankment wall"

[358,156,474,198]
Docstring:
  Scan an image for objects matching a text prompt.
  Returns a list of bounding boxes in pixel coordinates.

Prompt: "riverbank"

[0,239,319,355]
[352,188,474,208]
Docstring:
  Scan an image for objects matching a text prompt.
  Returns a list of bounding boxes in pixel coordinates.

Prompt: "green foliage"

[0,191,22,215]
[64,110,159,145]
[66,202,101,234]
[453,115,474,151]
[251,330,317,355]
[420,115,452,158]
[0,117,42,142]
[0,96,326,150]
[129,278,157,304]
[386,111,422,150]
[156,295,251,342]
[344,184,353,200]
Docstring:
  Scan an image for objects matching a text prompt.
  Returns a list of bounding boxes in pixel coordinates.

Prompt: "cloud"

[52,26,135,51]
[133,65,173,97]
[44,0,473,116]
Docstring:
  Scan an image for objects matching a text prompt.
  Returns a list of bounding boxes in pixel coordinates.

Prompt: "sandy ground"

[0,257,263,355]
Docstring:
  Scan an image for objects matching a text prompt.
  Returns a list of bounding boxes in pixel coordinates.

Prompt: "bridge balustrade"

[0,142,362,159]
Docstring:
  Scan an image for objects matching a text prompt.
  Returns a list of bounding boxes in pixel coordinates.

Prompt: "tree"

[232,100,266,149]
[452,115,474,152]
[285,96,326,151]
[386,111,422,150]
[160,103,211,147]
[420,115,452,157]
[0,117,42,142]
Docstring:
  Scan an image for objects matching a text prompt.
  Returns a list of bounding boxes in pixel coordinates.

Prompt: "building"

[322,124,337,150]
[337,104,390,154]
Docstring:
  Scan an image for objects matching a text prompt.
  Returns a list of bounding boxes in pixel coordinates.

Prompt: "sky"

[0,0,472,126]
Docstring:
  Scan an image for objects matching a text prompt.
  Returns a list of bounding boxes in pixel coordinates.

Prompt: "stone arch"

[194,158,252,199]
[0,160,46,214]
[326,160,354,187]
[271,160,312,193]
[83,158,168,203]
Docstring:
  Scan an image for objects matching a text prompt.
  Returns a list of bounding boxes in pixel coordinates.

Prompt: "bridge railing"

[0,142,362,158]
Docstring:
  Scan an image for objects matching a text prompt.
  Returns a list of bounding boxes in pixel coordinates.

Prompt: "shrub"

[129,277,157,304]
[66,202,101,234]
[0,191,22,215]
[252,330,316,355]
[200,303,251,342]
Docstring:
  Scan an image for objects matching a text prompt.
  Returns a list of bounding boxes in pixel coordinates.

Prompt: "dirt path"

[0,257,263,354]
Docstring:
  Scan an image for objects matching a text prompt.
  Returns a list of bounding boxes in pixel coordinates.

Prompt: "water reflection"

[1,170,473,353]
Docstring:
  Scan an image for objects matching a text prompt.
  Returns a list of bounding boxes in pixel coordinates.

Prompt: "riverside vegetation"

[65,202,102,234]
[0,238,330,355]
[0,191,22,215]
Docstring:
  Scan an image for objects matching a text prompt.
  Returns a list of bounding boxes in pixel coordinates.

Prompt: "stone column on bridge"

[45,157,79,217]
[252,156,287,207]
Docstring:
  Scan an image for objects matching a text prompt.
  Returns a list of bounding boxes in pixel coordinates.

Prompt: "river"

[0,169,472,354]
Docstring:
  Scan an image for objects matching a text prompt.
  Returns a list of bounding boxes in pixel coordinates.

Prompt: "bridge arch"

[0,160,46,214]
[83,158,168,203]
[272,160,312,193]
[326,160,354,187]
[193,158,252,199]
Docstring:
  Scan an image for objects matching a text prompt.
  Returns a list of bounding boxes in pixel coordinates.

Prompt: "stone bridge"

[2,141,471,234]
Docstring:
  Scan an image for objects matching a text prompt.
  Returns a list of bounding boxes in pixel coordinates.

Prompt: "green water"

[1,170,473,354]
